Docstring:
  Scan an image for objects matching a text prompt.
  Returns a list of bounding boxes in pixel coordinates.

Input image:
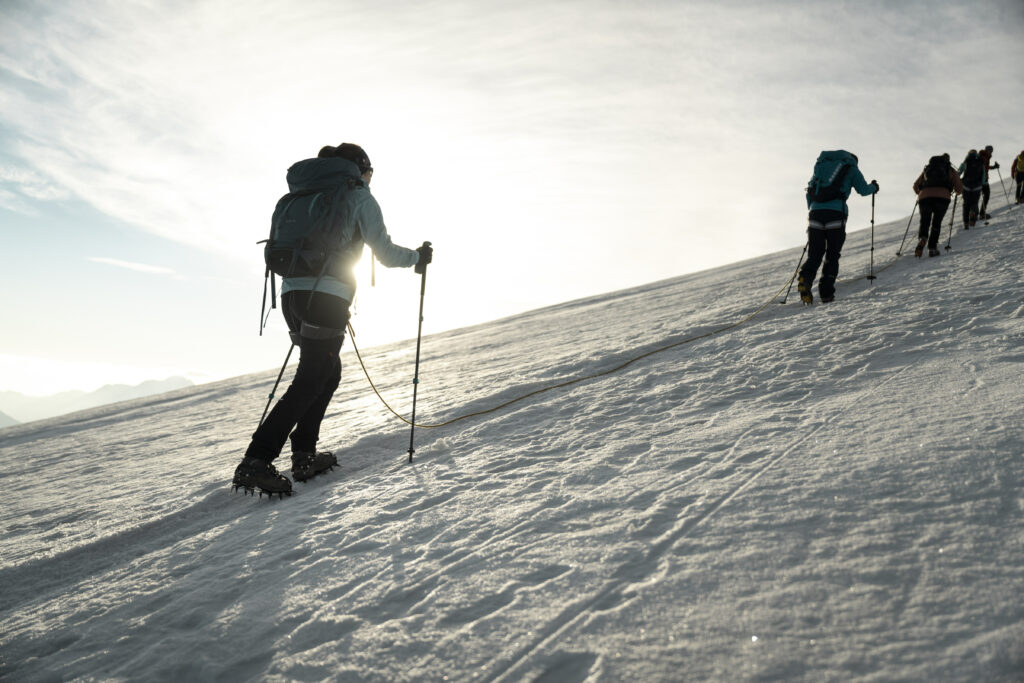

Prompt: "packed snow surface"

[2,191,1023,681]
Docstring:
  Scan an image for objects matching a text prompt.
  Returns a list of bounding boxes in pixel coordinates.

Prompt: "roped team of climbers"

[797,144,1018,305]
[232,140,1020,498]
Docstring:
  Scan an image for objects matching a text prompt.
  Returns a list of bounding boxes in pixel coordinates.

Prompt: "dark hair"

[317,142,372,173]
[316,143,372,174]
[337,143,372,173]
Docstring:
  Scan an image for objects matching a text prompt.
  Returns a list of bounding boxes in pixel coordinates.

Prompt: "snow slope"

[2,188,1023,682]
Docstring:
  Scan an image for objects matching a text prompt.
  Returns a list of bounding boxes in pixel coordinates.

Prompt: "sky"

[1,0,1022,395]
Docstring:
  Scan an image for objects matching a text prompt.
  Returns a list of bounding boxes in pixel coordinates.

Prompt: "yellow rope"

[350,236,906,430]
[348,270,789,428]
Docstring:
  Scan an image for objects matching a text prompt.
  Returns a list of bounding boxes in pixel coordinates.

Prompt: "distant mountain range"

[0,377,194,425]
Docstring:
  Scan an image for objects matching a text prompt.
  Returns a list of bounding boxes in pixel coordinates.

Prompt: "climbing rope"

[350,228,909,430]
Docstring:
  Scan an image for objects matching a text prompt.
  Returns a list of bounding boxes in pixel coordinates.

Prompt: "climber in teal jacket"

[805,150,878,214]
[799,150,879,304]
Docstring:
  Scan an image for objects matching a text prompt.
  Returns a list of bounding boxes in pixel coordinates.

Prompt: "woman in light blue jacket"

[234,143,432,497]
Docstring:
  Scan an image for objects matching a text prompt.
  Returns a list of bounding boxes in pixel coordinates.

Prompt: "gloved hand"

[871,179,879,193]
[993,162,1000,169]
[415,243,433,274]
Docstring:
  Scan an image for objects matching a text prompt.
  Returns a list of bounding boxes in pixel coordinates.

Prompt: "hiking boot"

[820,295,835,303]
[797,276,813,305]
[914,239,926,258]
[969,211,977,227]
[232,457,292,498]
[983,212,992,219]
[928,248,940,257]
[291,449,338,482]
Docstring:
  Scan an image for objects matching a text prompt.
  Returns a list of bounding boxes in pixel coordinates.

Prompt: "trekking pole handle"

[417,241,431,295]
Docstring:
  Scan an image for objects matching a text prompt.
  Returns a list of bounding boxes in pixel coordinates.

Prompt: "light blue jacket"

[279,158,419,302]
[806,150,876,215]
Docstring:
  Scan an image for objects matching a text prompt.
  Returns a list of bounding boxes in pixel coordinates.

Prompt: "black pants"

[980,184,990,215]
[962,188,981,225]
[246,291,351,462]
[1015,176,1024,202]
[918,197,950,248]
[800,210,847,300]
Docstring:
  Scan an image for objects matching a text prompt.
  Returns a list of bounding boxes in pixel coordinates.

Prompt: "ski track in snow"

[2,190,1024,681]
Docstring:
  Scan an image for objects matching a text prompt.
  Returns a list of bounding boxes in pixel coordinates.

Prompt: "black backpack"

[962,154,984,185]
[921,156,952,190]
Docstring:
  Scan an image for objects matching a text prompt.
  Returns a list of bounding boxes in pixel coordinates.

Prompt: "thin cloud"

[0,164,71,215]
[0,187,36,216]
[3,0,1022,273]
[88,257,177,276]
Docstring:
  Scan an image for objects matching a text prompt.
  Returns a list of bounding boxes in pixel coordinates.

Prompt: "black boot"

[291,450,338,482]
[233,457,292,498]
[928,247,940,257]
[914,239,926,258]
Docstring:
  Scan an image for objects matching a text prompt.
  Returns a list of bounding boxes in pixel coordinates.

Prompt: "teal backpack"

[259,177,361,333]
[264,177,361,279]
[807,151,856,203]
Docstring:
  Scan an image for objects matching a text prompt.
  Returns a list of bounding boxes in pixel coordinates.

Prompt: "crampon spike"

[231,483,289,499]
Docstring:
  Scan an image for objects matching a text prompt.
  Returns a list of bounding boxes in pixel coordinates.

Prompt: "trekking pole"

[259,343,295,427]
[945,194,959,252]
[780,241,808,304]
[995,167,1011,207]
[867,190,877,281]
[407,242,431,463]
[896,200,918,256]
